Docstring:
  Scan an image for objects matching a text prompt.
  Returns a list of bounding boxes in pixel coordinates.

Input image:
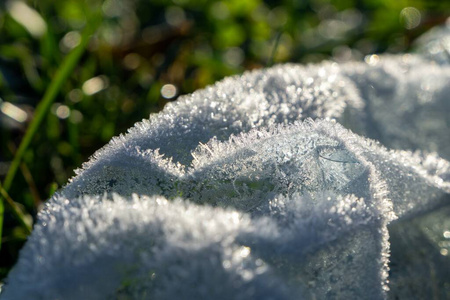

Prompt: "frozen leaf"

[388,205,450,299]
[0,191,392,299]
[341,55,450,159]
[186,120,446,221]
[0,194,309,299]
[415,19,450,65]
[185,121,371,211]
[83,63,365,167]
[61,145,183,199]
[2,26,450,300]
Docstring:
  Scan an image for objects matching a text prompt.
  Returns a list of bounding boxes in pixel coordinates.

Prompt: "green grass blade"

[266,31,282,67]
[0,194,3,245]
[0,20,99,250]
[0,183,31,235]
[2,27,93,192]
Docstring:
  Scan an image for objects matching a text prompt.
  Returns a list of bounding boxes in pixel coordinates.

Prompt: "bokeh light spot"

[123,53,141,70]
[68,89,83,103]
[69,110,83,124]
[165,6,186,27]
[82,76,109,96]
[56,105,70,119]
[0,99,27,123]
[7,0,47,38]
[60,31,81,53]
[161,84,177,99]
[364,54,380,66]
[223,47,244,66]
[400,7,421,30]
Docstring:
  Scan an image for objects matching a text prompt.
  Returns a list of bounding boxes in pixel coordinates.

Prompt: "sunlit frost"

[1,24,450,300]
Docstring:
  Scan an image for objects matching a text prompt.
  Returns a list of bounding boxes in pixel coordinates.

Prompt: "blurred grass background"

[0,0,448,280]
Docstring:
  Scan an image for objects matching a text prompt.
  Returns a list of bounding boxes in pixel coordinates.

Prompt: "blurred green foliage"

[0,0,448,280]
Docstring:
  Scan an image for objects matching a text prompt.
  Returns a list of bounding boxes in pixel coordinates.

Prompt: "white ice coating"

[1,25,450,299]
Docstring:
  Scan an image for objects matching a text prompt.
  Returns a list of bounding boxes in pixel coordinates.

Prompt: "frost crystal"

[2,25,450,299]
[0,193,388,299]
[415,20,450,65]
[341,55,450,159]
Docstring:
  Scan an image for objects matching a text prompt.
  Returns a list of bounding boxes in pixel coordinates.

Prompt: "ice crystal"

[0,192,389,299]
[415,19,450,65]
[62,146,183,199]
[186,120,447,220]
[341,55,450,159]
[2,25,450,300]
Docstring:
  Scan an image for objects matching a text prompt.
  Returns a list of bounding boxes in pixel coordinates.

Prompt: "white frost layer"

[2,25,450,299]
[187,120,447,220]
[1,193,389,300]
[415,20,450,65]
[341,55,450,159]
